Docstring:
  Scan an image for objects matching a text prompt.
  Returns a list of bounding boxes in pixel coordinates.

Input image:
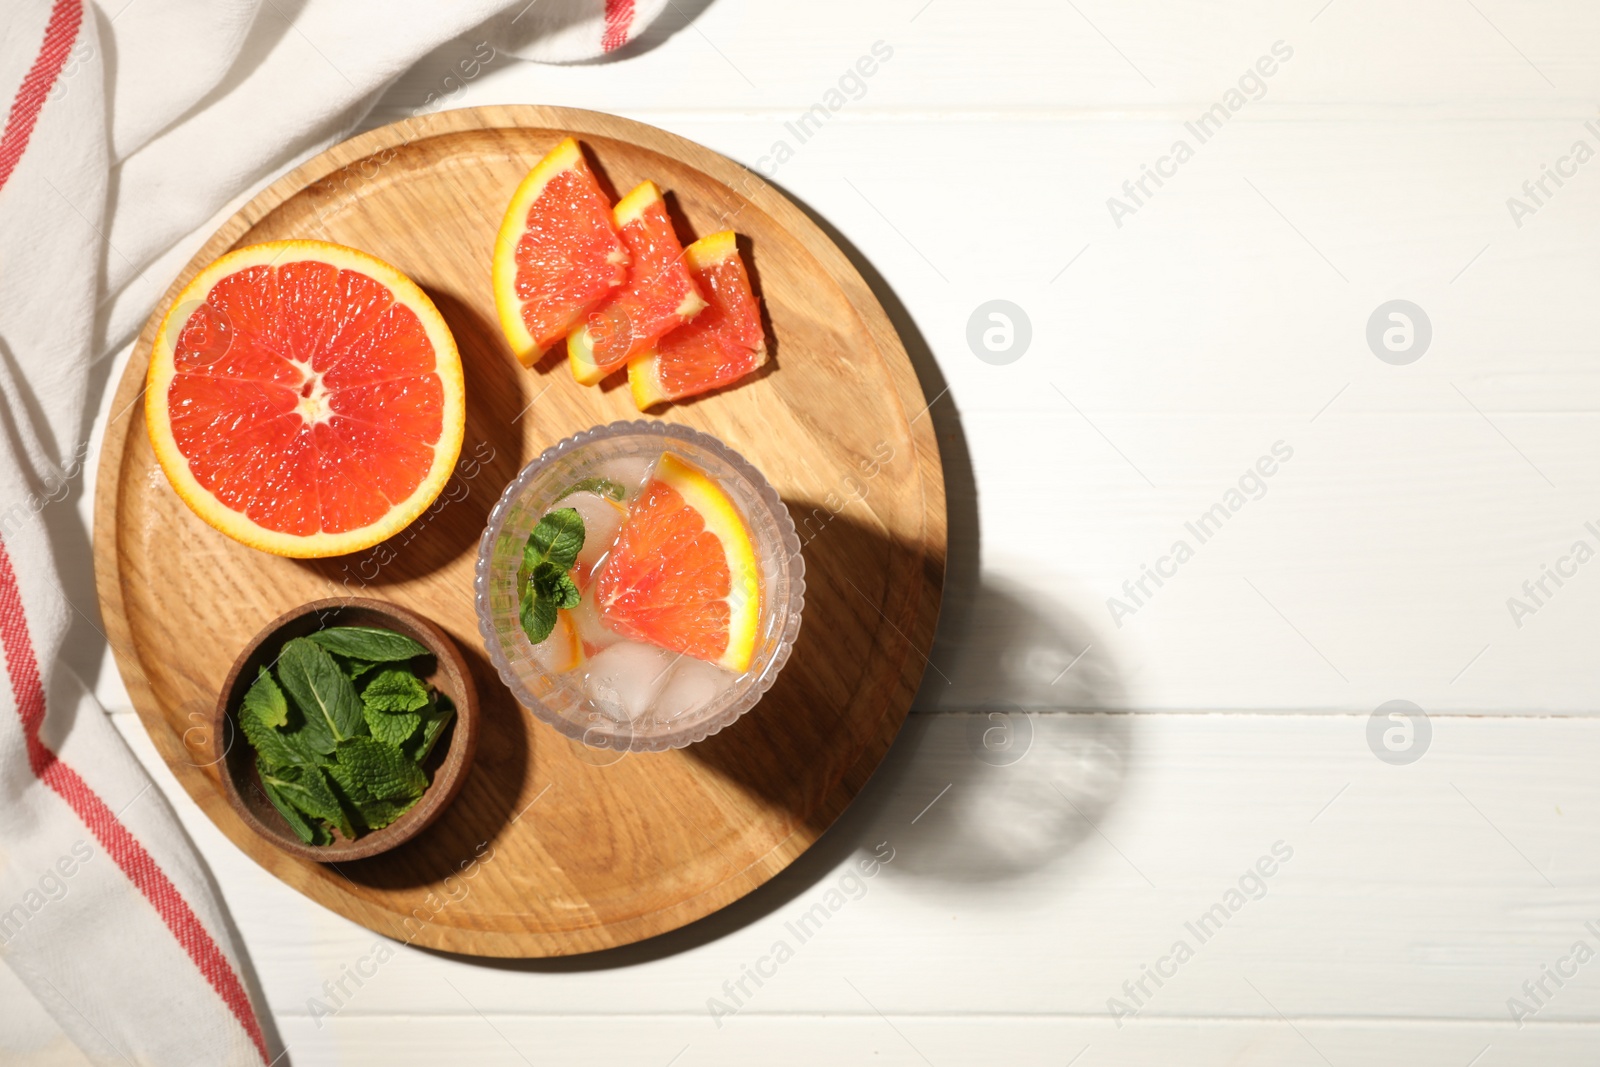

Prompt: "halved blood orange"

[493,137,630,366]
[595,454,760,673]
[567,181,706,386]
[629,230,768,410]
[146,240,465,558]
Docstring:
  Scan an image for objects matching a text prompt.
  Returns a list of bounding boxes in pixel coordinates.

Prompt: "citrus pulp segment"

[567,180,706,385]
[145,240,465,558]
[628,230,768,409]
[493,136,630,366]
[595,453,760,673]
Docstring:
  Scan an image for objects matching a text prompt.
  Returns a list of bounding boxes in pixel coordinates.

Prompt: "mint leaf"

[258,769,319,844]
[243,666,288,728]
[361,669,429,713]
[277,690,331,756]
[260,760,352,840]
[403,696,455,763]
[352,794,420,832]
[326,752,423,832]
[560,477,626,501]
[325,761,364,804]
[261,762,344,824]
[334,737,427,802]
[277,637,362,750]
[523,507,585,573]
[279,713,333,762]
[307,626,429,663]
[519,584,558,644]
[365,705,421,746]
[333,655,380,679]
[240,674,313,770]
[359,669,430,745]
[532,562,581,610]
[518,508,586,646]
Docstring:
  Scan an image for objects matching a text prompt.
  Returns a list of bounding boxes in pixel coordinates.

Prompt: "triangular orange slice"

[628,231,768,409]
[493,137,630,367]
[595,454,760,673]
[567,181,706,385]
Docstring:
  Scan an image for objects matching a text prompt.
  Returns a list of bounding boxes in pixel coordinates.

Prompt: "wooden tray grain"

[92,106,945,957]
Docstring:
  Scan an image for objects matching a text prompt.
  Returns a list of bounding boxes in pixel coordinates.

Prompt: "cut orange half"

[493,137,630,366]
[629,230,768,410]
[145,240,465,558]
[595,454,760,673]
[568,181,706,386]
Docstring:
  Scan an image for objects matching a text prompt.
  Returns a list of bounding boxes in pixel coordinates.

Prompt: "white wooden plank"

[369,0,1600,118]
[267,1015,1597,1067]
[112,711,1600,1029]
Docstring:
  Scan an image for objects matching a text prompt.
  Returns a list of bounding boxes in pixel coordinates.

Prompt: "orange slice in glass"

[595,454,760,672]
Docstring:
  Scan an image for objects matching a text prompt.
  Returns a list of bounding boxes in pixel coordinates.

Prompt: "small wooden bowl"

[212,597,479,863]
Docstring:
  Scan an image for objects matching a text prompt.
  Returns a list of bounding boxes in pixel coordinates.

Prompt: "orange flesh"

[646,246,766,403]
[595,478,733,664]
[514,160,629,353]
[581,197,702,377]
[166,261,444,536]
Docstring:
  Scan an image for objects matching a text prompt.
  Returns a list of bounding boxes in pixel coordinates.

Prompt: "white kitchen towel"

[0,1,664,1063]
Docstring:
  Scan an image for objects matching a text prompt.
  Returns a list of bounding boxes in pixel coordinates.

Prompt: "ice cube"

[652,656,735,721]
[583,641,677,722]
[569,581,621,653]
[599,455,655,501]
[559,490,626,572]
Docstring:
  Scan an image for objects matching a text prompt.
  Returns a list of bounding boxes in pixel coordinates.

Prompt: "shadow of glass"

[421,582,1131,970]
[876,580,1134,883]
[680,505,927,836]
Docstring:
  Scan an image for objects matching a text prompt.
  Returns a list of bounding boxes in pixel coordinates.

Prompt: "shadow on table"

[773,184,1135,883]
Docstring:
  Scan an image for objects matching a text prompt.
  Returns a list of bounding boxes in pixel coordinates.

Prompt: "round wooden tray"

[93,106,945,957]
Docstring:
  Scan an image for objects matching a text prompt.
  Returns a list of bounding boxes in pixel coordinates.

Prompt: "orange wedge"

[568,181,705,385]
[629,230,768,409]
[595,454,760,672]
[493,137,630,366]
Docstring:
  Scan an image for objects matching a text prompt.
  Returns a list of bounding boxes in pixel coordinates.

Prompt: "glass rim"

[474,420,805,752]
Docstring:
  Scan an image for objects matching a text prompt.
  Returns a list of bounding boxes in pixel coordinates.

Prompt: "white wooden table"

[83,2,1600,1062]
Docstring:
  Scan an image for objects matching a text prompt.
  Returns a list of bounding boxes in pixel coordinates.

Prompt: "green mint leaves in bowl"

[215,599,478,862]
